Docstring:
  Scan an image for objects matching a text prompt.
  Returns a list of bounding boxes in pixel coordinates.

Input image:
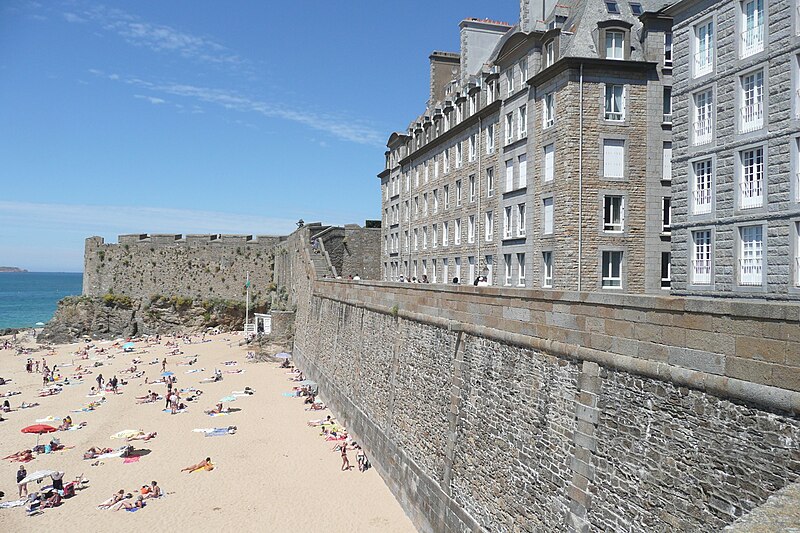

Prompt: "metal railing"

[741,26,764,58]
[740,180,763,209]
[739,258,763,286]
[694,49,713,76]
[692,259,711,284]
[693,118,712,145]
[740,102,763,133]
[693,189,712,214]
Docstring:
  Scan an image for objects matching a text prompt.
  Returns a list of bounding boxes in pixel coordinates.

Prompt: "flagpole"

[245,271,250,329]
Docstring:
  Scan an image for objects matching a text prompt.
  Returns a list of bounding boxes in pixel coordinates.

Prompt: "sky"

[0,0,521,272]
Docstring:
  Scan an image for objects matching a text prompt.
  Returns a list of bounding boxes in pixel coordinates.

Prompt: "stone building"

[667,0,800,299]
[379,0,674,293]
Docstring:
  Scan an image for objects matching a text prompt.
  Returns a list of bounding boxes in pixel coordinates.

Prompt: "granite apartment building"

[667,0,800,299]
[379,0,674,294]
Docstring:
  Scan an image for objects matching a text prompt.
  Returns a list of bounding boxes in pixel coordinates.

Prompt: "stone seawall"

[292,280,800,531]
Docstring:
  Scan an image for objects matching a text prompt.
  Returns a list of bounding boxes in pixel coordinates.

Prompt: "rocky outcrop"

[38,295,261,344]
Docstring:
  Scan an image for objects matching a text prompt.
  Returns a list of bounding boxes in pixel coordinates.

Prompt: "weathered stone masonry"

[291,278,800,532]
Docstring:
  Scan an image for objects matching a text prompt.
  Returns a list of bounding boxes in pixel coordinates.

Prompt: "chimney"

[459,18,512,84]
[429,51,460,106]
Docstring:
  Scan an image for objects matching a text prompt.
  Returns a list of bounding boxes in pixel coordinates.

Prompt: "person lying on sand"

[84,446,113,459]
[19,402,39,409]
[4,450,34,462]
[57,416,72,431]
[181,457,212,472]
[128,431,157,442]
[204,403,225,415]
[112,494,145,511]
[97,490,126,509]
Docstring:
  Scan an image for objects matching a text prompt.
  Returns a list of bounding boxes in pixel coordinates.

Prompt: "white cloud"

[0,201,299,238]
[134,94,166,105]
[63,12,85,23]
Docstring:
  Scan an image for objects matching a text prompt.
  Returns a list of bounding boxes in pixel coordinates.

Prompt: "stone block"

[735,336,787,364]
[668,347,726,375]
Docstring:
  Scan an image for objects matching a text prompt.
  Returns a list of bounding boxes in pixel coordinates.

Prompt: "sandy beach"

[0,331,415,532]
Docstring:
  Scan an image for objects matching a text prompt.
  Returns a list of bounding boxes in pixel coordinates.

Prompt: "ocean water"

[0,272,83,329]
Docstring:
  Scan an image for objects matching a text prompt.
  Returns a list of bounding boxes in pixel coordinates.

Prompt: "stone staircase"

[308,244,333,278]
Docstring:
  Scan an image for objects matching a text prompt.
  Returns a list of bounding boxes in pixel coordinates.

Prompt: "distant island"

[0,266,27,272]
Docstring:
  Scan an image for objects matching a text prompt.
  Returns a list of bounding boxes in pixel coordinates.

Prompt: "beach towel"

[185,369,204,374]
[204,428,234,437]
[162,409,187,414]
[123,456,140,464]
[282,392,297,397]
[126,506,140,512]
[0,499,27,509]
[90,450,124,460]
[35,416,61,423]
[207,412,229,417]
[225,369,244,374]
[190,462,214,473]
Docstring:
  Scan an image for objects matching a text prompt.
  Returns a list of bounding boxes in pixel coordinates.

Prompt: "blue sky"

[0,0,519,271]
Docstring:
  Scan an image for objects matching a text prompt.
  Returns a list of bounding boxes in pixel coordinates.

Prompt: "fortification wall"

[83,234,282,305]
[292,278,800,532]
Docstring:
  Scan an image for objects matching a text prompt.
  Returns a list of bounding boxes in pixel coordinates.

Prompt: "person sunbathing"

[204,403,225,415]
[84,446,113,459]
[112,494,145,511]
[128,431,157,441]
[57,416,73,431]
[3,449,33,462]
[145,480,161,498]
[40,491,62,509]
[181,457,212,472]
[97,490,126,509]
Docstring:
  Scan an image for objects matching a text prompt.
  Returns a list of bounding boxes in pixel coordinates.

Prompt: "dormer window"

[544,40,555,68]
[630,2,642,15]
[606,1,620,14]
[606,30,625,59]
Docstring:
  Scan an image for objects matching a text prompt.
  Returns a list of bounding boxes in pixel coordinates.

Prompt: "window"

[468,256,475,283]
[663,87,672,123]
[424,163,429,183]
[487,79,495,102]
[443,258,449,284]
[693,89,713,145]
[504,207,512,238]
[487,168,495,197]
[433,189,439,213]
[469,93,477,116]
[506,68,515,95]
[455,218,462,245]
[740,70,764,133]
[468,215,475,243]
[505,113,514,144]
[423,226,428,249]
[605,85,625,121]
[694,19,714,77]
[444,150,450,173]
[504,254,512,285]
[505,160,514,192]
[404,200,409,222]
[662,197,672,233]
[517,253,526,286]
[603,139,625,178]
[469,134,477,161]
[692,159,714,215]
[404,231,409,251]
[739,225,763,285]
[606,30,624,59]
[630,3,643,16]
[692,230,712,284]
[456,179,462,207]
[432,224,438,248]
[544,40,555,69]
[543,197,554,234]
[456,142,463,167]
[456,103,463,124]
[443,221,449,246]
[405,174,410,192]
[662,142,672,181]
[517,204,526,236]
[543,93,555,128]
[423,192,428,216]
[444,185,450,209]
[431,259,437,283]
[518,154,527,188]
[739,147,764,209]
[519,59,528,84]
[795,222,800,286]
[415,169,420,187]
[542,252,553,288]
[603,196,625,232]
[413,228,419,251]
[469,175,476,203]
[606,1,620,14]
[661,252,671,289]
[796,138,800,202]
[485,211,494,241]
[741,0,764,58]
[544,144,555,182]
[602,251,623,287]
[455,257,461,281]
[518,105,527,137]
[486,125,495,154]
[434,157,439,179]
[485,255,493,285]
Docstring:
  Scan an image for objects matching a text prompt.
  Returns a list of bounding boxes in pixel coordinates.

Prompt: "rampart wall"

[83,233,282,304]
[291,278,800,532]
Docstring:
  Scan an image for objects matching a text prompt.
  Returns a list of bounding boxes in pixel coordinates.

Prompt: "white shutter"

[544,144,554,181]
[506,160,514,191]
[662,142,672,180]
[518,154,527,188]
[603,139,625,178]
[544,198,554,234]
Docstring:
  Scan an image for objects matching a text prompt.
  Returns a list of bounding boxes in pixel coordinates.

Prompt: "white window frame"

[443,221,449,247]
[542,251,553,288]
[505,160,514,192]
[606,30,624,60]
[469,134,477,161]
[601,250,623,288]
[692,230,712,285]
[505,113,514,144]
[739,146,764,209]
[543,197,554,235]
[544,144,554,182]
[662,141,672,181]
[518,154,527,189]
[486,124,495,154]
[517,204,526,237]
[692,158,714,215]
[603,195,625,233]
[454,219,462,245]
[604,84,625,121]
[662,197,672,233]
[694,18,714,77]
[468,215,475,243]
[456,179,462,207]
[518,105,527,137]
[469,175,476,203]
[504,254,512,286]
[603,139,625,179]
[740,0,765,59]
[739,225,763,285]
[693,88,714,146]
[517,253,526,286]
[504,207,512,239]
[487,168,495,197]
[740,70,764,133]
[485,211,494,242]
[543,93,555,128]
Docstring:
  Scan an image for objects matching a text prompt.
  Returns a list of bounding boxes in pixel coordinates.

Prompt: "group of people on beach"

[96,480,161,511]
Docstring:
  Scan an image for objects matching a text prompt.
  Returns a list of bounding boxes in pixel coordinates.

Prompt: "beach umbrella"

[122,342,135,349]
[219,395,237,403]
[298,380,317,386]
[35,322,45,326]
[21,424,57,445]
[274,352,291,359]
[111,429,142,440]
[161,371,174,377]
[17,470,57,486]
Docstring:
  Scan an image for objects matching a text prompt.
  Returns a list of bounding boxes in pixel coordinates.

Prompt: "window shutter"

[604,140,625,178]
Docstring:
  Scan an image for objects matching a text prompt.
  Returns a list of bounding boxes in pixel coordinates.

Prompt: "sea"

[0,272,83,329]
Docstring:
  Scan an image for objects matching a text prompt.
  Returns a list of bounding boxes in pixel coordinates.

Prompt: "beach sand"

[0,332,416,532]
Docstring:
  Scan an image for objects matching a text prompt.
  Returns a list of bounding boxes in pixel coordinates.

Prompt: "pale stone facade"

[667,0,800,299]
[380,0,674,294]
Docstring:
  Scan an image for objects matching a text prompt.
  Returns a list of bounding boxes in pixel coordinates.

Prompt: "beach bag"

[62,482,75,498]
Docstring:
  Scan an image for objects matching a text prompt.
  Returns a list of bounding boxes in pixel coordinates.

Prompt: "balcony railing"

[605,111,624,121]
[740,180,763,209]
[694,49,713,76]
[692,259,712,285]
[740,102,764,133]
[741,26,764,58]
[739,258,763,286]
[693,189,713,214]
[694,118,712,145]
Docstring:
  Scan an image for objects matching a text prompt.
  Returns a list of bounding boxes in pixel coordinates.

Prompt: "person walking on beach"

[341,443,352,471]
[110,375,119,394]
[17,465,28,498]
[96,373,104,390]
[34,360,39,373]
[162,358,167,373]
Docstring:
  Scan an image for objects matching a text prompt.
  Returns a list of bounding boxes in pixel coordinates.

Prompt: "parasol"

[161,371,174,377]
[219,395,237,403]
[20,424,57,445]
[17,470,57,485]
[274,352,291,359]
